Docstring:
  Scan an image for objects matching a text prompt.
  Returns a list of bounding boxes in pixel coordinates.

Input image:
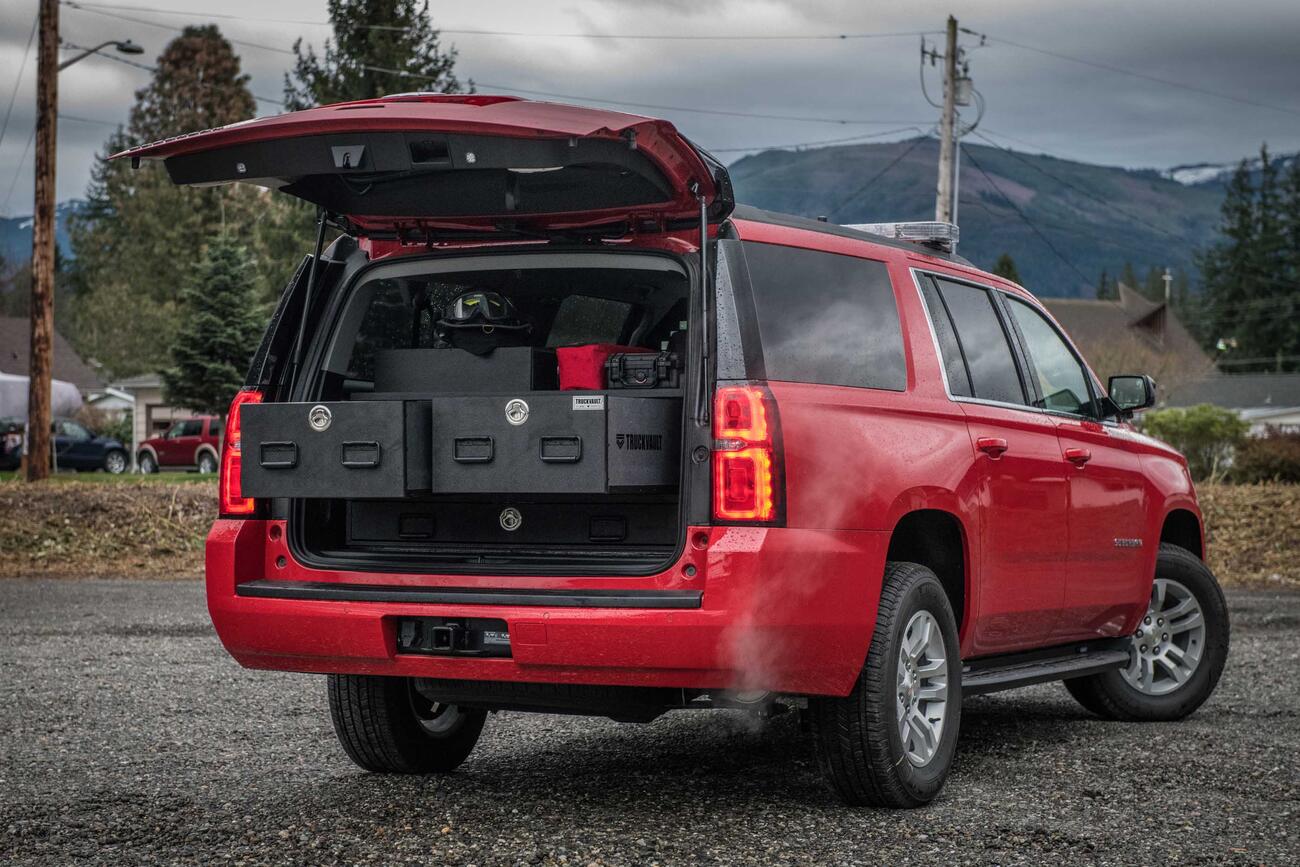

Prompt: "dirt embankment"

[0,480,1295,586]
[0,480,216,579]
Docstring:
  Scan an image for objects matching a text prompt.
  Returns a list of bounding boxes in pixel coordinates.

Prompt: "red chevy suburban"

[114,94,1227,807]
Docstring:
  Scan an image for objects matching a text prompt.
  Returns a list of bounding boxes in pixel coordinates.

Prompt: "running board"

[962,638,1131,696]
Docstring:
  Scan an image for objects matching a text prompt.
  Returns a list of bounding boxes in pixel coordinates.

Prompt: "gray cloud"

[1,0,1298,215]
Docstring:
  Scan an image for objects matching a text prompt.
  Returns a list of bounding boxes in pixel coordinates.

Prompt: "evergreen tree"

[1095,268,1117,300]
[992,253,1021,284]
[284,0,466,109]
[67,27,312,377]
[162,235,264,415]
[1120,261,1139,293]
[1196,160,1256,354]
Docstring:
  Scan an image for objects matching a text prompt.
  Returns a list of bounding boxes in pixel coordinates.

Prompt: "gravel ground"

[1,580,1296,866]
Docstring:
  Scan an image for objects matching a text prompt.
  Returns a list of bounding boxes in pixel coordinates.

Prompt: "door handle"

[976,436,1008,458]
[1064,447,1092,466]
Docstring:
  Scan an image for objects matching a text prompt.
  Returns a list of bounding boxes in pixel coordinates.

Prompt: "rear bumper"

[205,519,888,696]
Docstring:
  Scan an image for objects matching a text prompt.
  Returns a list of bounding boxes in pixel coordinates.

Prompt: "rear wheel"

[328,675,487,773]
[197,451,217,474]
[138,452,158,474]
[809,562,961,807]
[1064,544,1228,721]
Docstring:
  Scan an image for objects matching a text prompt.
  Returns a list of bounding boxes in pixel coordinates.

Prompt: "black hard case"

[375,347,558,393]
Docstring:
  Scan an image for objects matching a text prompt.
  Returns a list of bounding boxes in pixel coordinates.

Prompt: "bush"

[1233,427,1300,483]
[1140,404,1249,481]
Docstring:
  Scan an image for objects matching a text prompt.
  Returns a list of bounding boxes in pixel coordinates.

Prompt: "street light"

[58,39,144,72]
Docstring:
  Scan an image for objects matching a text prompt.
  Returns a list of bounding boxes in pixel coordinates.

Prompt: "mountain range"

[1,141,1281,298]
[728,136,1243,297]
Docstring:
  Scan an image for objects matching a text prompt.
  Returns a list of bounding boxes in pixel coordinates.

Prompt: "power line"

[65,2,295,56]
[961,142,1094,287]
[1,127,36,216]
[65,4,935,41]
[827,134,935,218]
[63,37,284,107]
[967,129,1188,243]
[0,8,40,160]
[983,33,1300,119]
[706,126,927,154]
[59,113,119,127]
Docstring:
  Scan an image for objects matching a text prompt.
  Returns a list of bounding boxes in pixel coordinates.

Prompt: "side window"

[208,418,224,438]
[59,421,91,441]
[918,277,973,397]
[1005,296,1095,416]
[742,242,906,390]
[932,278,1026,405]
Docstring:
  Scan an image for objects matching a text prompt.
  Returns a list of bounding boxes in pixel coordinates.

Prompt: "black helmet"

[435,291,533,356]
[437,291,531,332]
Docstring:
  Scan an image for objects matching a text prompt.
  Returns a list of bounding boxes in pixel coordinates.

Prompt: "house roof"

[0,316,104,391]
[112,372,164,389]
[1164,373,1300,409]
[1041,284,1213,372]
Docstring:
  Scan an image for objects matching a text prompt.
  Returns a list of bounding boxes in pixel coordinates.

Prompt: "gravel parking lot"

[2,580,1296,865]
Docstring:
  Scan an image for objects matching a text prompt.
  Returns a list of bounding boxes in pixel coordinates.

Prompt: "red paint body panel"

[140,415,221,469]
[206,520,886,697]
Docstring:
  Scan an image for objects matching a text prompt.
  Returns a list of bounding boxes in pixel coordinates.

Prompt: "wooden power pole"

[934,15,959,224]
[26,0,59,482]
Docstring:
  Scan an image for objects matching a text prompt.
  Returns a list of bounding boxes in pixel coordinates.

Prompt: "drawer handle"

[453,436,495,463]
[539,435,582,463]
[341,441,381,469]
[258,441,298,469]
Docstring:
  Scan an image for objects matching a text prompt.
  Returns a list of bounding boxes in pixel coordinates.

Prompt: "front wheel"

[328,675,487,773]
[1065,544,1229,721]
[809,562,962,808]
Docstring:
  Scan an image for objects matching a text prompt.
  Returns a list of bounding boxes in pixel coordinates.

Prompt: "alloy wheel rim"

[106,452,125,473]
[896,609,949,767]
[1122,577,1206,696]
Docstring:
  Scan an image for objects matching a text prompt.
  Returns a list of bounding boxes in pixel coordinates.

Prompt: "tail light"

[712,385,783,523]
[219,388,263,517]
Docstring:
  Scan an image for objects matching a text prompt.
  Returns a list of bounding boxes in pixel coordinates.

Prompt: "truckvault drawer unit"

[240,393,681,498]
[240,400,431,499]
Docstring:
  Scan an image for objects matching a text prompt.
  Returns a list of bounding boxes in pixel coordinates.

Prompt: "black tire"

[103,449,128,475]
[328,675,487,773]
[138,452,158,474]
[809,562,962,808]
[1064,544,1228,722]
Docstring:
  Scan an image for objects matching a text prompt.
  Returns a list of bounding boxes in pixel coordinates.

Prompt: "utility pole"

[26,0,58,482]
[934,15,958,225]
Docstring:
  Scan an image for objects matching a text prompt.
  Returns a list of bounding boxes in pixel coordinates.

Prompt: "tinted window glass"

[209,417,224,438]
[1006,296,1094,415]
[934,279,1026,405]
[743,243,906,390]
[919,277,973,397]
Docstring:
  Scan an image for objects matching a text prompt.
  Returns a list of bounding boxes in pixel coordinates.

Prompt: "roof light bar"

[845,221,959,253]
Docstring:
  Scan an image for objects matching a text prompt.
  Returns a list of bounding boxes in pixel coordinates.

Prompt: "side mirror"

[1108,374,1156,413]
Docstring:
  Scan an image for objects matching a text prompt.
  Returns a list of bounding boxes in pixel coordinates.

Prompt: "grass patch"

[0,470,211,484]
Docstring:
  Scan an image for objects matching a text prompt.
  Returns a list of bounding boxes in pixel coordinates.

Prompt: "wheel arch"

[194,443,219,467]
[136,444,159,464]
[885,508,971,636]
[1160,507,1204,560]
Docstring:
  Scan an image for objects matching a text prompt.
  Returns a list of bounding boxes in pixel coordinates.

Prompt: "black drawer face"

[430,394,606,494]
[241,400,430,499]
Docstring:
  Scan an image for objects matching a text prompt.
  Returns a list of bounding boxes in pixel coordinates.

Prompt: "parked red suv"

[116,95,1228,807]
[138,415,223,473]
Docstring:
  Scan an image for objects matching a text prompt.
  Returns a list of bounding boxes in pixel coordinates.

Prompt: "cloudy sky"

[2,0,1299,215]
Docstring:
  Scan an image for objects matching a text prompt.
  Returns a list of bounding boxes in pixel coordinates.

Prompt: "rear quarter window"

[740,242,906,390]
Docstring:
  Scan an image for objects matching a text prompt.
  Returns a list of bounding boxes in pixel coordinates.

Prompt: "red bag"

[556,344,645,390]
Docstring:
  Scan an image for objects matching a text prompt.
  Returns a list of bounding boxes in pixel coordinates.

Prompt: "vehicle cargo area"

[242,253,693,573]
